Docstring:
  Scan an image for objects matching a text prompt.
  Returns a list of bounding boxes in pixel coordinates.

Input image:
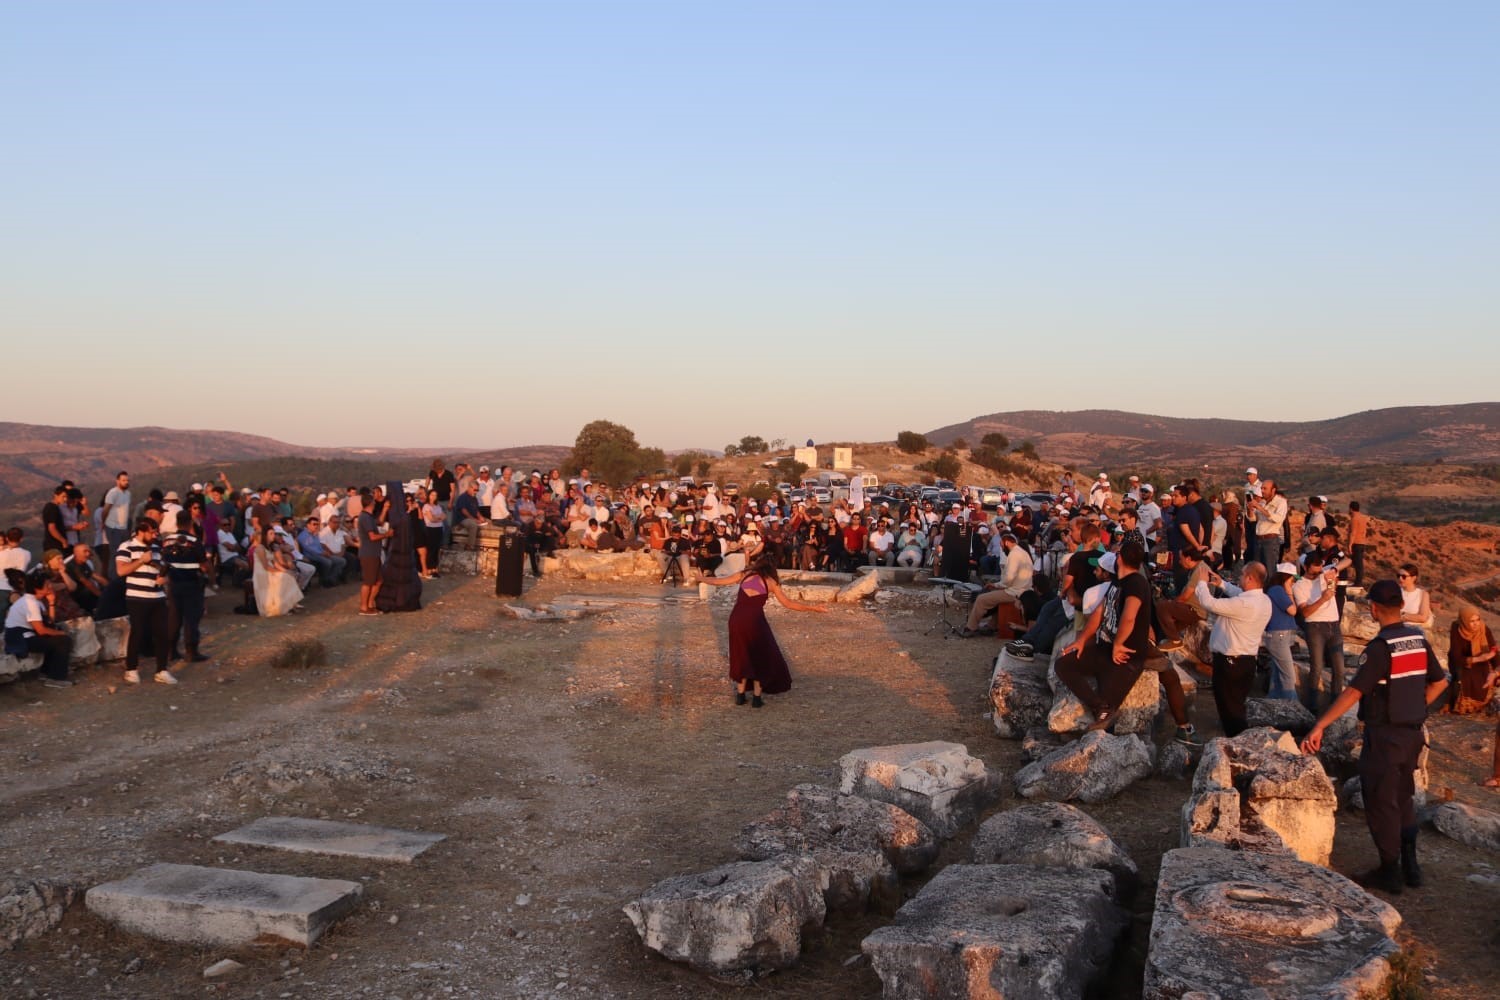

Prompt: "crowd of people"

[4,455,1500,892]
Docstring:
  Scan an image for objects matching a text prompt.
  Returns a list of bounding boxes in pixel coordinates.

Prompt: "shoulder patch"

[1357,652,1367,667]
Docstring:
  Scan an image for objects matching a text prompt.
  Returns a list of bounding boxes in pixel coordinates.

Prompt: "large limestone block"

[836,571,880,602]
[1430,802,1500,853]
[212,816,445,863]
[1245,697,1317,738]
[437,548,478,576]
[861,864,1126,1000]
[735,785,934,911]
[1046,660,1161,736]
[1182,728,1337,865]
[781,584,842,603]
[85,863,361,948]
[0,652,44,682]
[969,802,1137,890]
[2,878,80,951]
[1014,732,1154,804]
[989,652,1054,739]
[735,784,938,875]
[1144,847,1401,1000]
[622,857,825,974]
[838,742,1002,839]
[62,617,100,667]
[95,616,129,662]
[546,548,661,581]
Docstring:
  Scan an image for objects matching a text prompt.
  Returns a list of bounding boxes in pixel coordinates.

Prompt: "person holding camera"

[1294,550,1344,713]
[1245,478,1287,570]
[115,517,175,685]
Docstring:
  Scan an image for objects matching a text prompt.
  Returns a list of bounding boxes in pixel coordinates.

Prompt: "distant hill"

[926,403,1500,469]
[0,422,568,502]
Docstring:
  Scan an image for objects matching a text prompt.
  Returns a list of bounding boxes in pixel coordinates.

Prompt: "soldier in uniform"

[160,512,211,664]
[1302,579,1447,893]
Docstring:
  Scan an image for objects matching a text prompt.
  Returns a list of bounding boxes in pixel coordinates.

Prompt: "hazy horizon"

[5,3,1497,449]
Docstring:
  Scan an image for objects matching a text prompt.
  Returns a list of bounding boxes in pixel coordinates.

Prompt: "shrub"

[896,431,929,454]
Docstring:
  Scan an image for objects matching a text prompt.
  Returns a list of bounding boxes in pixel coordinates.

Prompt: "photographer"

[115,517,175,685]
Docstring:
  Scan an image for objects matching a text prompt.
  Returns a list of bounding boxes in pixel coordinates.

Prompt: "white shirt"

[1210,515,1227,555]
[218,536,243,562]
[319,527,347,557]
[1252,494,1288,536]
[1195,581,1272,656]
[317,501,338,525]
[1136,502,1161,541]
[476,477,495,507]
[0,547,32,591]
[1292,576,1339,624]
[5,593,46,636]
[869,529,895,553]
[489,491,510,521]
[1001,544,1033,596]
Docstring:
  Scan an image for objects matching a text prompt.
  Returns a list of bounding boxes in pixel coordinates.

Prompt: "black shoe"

[735,691,747,706]
[188,652,209,663]
[1005,641,1034,660]
[751,695,764,708]
[1401,839,1423,888]
[1355,862,1404,895]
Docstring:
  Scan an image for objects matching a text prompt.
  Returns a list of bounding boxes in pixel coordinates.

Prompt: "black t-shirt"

[663,536,689,558]
[41,502,67,549]
[1099,571,1153,660]
[1065,547,1101,600]
[431,471,457,503]
[1169,504,1202,553]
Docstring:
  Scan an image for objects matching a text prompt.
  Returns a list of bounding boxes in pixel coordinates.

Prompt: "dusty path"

[2,572,1499,999]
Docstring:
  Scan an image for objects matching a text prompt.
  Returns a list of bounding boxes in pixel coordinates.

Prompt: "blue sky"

[4,2,1497,451]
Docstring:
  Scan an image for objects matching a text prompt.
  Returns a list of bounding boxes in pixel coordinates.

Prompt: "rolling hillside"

[926,403,1500,468]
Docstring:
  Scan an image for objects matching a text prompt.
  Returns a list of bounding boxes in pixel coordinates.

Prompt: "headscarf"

[1457,608,1489,658]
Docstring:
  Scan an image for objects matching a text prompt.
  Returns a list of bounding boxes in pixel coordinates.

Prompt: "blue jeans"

[1254,534,1282,571]
[1023,595,1071,654]
[1304,620,1345,711]
[1264,630,1300,700]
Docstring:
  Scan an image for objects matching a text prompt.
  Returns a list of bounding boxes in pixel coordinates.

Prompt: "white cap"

[1099,551,1118,574]
[1246,467,1258,475]
[190,482,203,492]
[977,525,991,534]
[1098,473,1108,480]
[1276,562,1299,575]
[316,493,327,501]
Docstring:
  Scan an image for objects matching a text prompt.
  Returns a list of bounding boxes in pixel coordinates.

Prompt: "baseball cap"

[1275,562,1299,576]
[1367,579,1403,607]
[163,491,180,502]
[1246,467,1258,475]
[977,524,991,534]
[190,482,203,492]
[1099,551,1118,574]
[316,493,327,501]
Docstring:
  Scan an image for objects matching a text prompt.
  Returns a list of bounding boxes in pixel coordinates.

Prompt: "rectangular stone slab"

[212,816,445,863]
[86,863,361,948]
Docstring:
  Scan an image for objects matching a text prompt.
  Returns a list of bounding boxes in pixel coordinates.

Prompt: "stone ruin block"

[861,864,1125,1000]
[1019,726,1065,763]
[838,742,1002,840]
[835,571,880,602]
[437,548,478,576]
[1144,847,1401,1000]
[2,878,80,950]
[989,652,1054,739]
[61,617,100,667]
[1046,658,1161,736]
[623,856,825,974]
[1245,697,1317,738]
[95,616,130,662]
[1430,801,1500,854]
[0,652,44,683]
[734,784,937,912]
[1013,731,1154,805]
[969,802,1137,892]
[1181,728,1336,865]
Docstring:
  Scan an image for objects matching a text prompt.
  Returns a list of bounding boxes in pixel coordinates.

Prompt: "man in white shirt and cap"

[1088,474,1111,510]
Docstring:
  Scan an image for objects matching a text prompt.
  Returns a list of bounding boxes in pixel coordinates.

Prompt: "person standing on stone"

[1302,579,1447,894]
[1193,561,1271,737]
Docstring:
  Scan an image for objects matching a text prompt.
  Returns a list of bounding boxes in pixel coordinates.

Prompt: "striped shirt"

[116,539,166,600]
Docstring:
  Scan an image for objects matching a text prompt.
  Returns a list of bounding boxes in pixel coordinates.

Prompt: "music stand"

[925,577,976,638]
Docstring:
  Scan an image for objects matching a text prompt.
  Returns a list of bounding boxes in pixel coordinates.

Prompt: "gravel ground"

[2,570,1499,999]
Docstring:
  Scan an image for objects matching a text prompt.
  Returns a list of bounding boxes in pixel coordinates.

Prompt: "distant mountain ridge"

[0,423,567,500]
[926,403,1500,469]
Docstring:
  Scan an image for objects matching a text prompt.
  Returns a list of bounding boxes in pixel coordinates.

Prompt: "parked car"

[812,488,833,505]
[789,489,807,504]
[723,482,740,498]
[776,482,794,494]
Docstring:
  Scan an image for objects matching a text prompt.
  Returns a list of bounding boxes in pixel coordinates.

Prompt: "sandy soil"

[3,571,1500,999]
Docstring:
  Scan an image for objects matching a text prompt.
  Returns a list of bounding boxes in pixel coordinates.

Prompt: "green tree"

[590,438,642,487]
[738,435,769,454]
[638,447,667,476]
[981,432,1010,451]
[775,457,808,483]
[1012,440,1039,460]
[674,452,698,477]
[746,482,776,502]
[768,438,786,451]
[696,458,713,480]
[930,451,962,481]
[896,431,929,454]
[951,437,968,450]
[723,444,741,457]
[569,420,639,475]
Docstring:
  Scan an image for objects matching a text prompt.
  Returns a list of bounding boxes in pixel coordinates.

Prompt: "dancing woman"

[701,554,826,708]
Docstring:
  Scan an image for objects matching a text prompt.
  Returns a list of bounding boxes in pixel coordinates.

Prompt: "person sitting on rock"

[1053,542,1153,733]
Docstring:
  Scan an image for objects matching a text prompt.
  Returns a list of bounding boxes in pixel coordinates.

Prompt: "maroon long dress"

[728,574,792,694]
